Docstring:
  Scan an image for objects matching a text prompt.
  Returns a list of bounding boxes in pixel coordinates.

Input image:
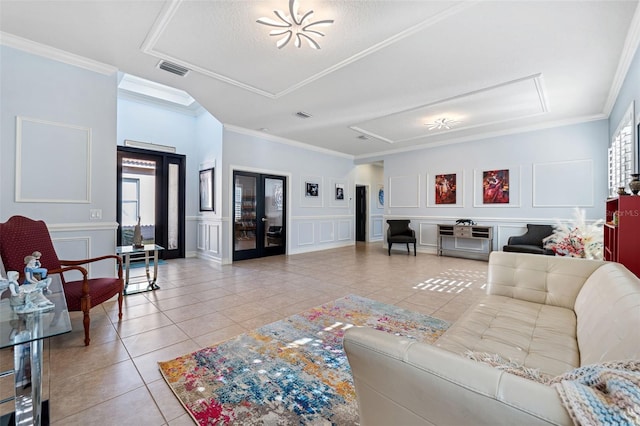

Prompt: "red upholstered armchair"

[0,216,123,345]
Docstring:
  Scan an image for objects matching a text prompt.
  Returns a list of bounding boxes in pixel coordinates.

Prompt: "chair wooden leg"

[414,242,416,256]
[117,291,124,320]
[388,242,392,256]
[83,310,90,346]
[406,243,410,254]
[81,295,91,346]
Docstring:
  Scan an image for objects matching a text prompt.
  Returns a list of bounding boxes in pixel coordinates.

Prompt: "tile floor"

[1,242,489,425]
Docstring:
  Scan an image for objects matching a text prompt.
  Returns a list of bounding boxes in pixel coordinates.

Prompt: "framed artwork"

[301,176,323,207]
[377,184,384,209]
[329,178,348,208]
[473,167,521,207]
[482,169,509,204]
[305,181,319,197]
[427,171,463,207]
[199,168,214,211]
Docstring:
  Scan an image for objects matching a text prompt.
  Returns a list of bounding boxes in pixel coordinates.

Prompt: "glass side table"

[0,275,72,426]
[116,244,165,295]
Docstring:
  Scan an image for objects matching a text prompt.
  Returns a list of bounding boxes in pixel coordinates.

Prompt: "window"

[609,102,636,196]
[121,178,140,226]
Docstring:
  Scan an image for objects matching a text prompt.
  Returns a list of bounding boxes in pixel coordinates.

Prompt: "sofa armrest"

[344,327,571,426]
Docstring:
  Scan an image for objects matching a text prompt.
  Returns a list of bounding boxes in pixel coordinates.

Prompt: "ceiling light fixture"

[257,0,334,50]
[426,118,461,130]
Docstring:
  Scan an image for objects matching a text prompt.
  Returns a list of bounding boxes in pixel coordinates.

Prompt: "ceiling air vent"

[295,111,312,119]
[158,60,190,77]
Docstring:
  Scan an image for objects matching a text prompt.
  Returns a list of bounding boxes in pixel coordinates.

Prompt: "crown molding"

[603,3,640,115]
[354,113,608,162]
[0,31,117,76]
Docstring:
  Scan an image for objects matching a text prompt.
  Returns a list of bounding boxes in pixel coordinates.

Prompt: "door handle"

[261,218,267,222]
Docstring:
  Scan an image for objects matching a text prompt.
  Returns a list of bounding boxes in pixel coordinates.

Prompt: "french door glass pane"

[264,178,284,248]
[121,157,156,245]
[235,174,257,251]
[168,163,179,250]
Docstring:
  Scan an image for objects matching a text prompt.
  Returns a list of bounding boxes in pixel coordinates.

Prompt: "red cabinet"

[605,196,640,277]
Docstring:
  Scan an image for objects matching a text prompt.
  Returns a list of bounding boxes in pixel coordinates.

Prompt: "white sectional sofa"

[343,251,640,425]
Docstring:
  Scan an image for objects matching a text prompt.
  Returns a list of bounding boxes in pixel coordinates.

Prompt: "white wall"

[1,46,118,278]
[221,128,355,263]
[194,111,224,262]
[382,119,609,253]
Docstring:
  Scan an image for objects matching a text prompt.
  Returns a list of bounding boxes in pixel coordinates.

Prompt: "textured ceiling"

[1,0,639,159]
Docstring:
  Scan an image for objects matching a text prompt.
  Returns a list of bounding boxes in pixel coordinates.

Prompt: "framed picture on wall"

[305,181,319,197]
[427,171,463,207]
[473,167,521,207]
[377,184,384,208]
[482,169,509,204]
[199,168,214,211]
[301,176,323,207]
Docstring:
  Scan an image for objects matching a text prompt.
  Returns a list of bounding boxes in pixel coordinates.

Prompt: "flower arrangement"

[543,208,604,260]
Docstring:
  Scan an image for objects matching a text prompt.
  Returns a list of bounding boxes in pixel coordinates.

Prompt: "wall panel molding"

[388,174,420,207]
[533,159,594,207]
[16,116,92,203]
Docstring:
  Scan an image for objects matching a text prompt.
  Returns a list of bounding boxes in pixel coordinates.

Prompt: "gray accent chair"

[503,224,556,255]
[387,220,416,256]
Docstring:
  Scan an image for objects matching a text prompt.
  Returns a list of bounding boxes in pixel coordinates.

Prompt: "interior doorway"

[233,171,286,261]
[116,146,186,259]
[356,185,367,241]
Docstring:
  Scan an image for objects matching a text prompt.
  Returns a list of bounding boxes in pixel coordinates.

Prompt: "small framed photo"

[335,183,345,200]
[305,181,319,197]
[199,168,214,211]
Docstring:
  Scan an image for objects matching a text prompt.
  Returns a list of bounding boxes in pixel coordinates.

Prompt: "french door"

[116,146,185,259]
[233,171,286,261]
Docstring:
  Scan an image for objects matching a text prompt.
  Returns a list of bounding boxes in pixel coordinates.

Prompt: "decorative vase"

[133,216,144,248]
[629,173,640,195]
[617,186,628,196]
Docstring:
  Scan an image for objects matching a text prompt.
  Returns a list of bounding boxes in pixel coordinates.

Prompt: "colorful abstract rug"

[158,294,449,425]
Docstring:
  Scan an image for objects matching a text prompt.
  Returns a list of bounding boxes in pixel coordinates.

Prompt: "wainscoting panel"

[52,236,91,281]
[16,116,91,203]
[197,223,207,251]
[319,221,335,243]
[337,220,351,241]
[371,216,384,240]
[418,222,438,248]
[207,224,220,255]
[297,222,315,246]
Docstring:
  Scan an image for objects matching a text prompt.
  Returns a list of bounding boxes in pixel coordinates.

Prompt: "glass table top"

[0,274,72,349]
[116,244,165,255]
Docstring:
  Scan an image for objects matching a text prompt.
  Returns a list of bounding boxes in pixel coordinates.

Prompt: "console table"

[0,275,72,425]
[437,224,494,260]
[116,244,164,295]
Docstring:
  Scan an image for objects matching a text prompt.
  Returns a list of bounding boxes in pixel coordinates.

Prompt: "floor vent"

[158,60,190,77]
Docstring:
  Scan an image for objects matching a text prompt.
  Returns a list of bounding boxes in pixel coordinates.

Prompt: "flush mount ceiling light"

[257,0,334,49]
[425,118,461,130]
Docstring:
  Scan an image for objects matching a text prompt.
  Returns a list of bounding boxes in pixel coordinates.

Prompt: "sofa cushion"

[574,263,640,366]
[436,295,579,376]
[487,251,605,310]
